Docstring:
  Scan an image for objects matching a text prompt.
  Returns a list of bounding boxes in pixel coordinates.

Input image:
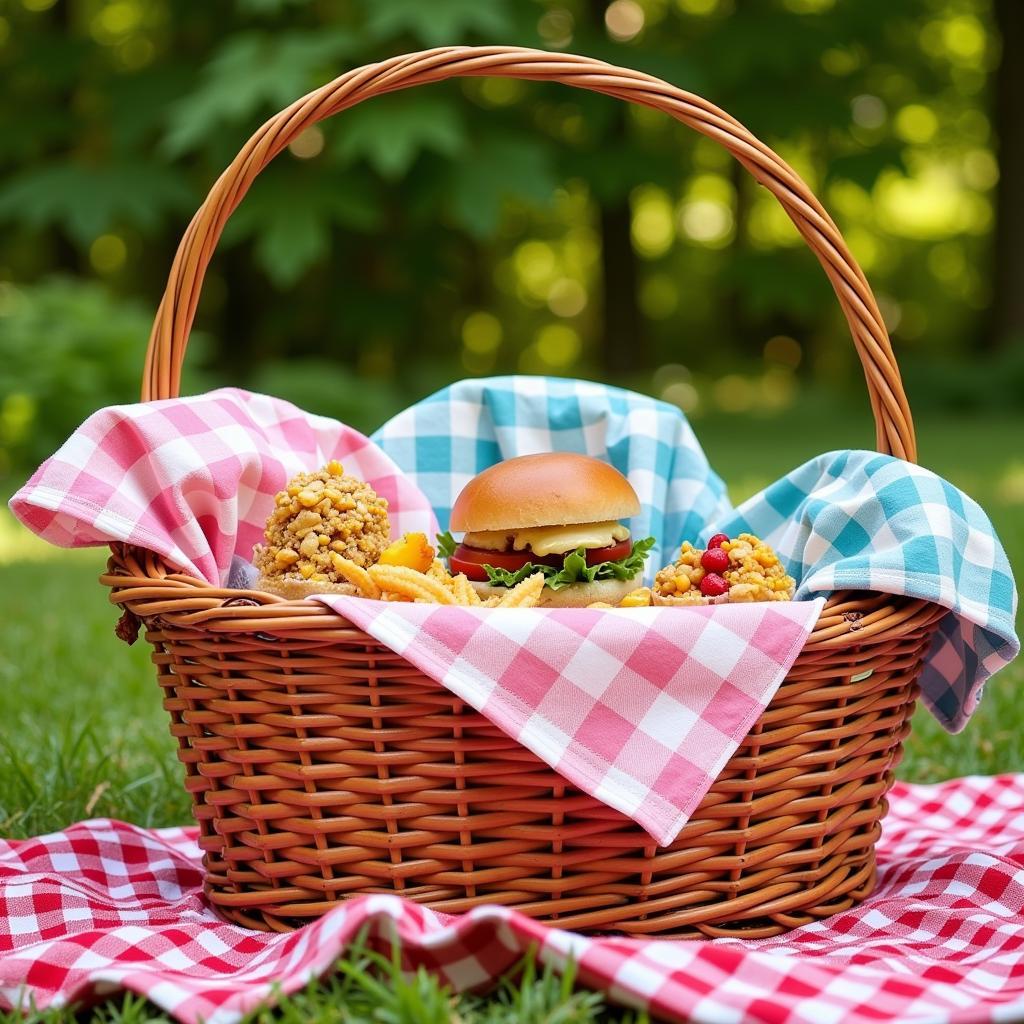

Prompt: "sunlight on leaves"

[334,96,465,180]
[162,32,355,156]
[631,186,675,258]
[462,311,502,354]
[0,162,192,246]
[876,165,991,240]
[361,0,514,47]
[449,135,558,239]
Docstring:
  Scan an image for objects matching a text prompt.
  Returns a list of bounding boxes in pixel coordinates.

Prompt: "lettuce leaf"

[435,530,457,560]
[481,536,655,591]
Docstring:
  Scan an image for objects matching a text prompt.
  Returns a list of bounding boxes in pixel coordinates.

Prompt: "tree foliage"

[0,0,1007,478]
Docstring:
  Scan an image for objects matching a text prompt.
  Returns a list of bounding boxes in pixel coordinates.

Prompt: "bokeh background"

[1,0,1022,467]
[0,0,1022,833]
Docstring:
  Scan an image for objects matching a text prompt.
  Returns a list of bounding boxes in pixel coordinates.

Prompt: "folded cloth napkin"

[314,597,823,845]
[371,374,732,572]
[715,450,1020,730]
[373,376,1018,732]
[8,388,438,585]
[4,775,1024,1024]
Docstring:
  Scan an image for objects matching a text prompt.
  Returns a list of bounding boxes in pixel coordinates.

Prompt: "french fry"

[358,557,547,608]
[427,559,452,582]
[330,552,381,599]
[496,572,545,608]
[369,563,457,605]
[451,572,481,606]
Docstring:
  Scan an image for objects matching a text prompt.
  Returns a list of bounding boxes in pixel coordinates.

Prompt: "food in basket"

[587,586,654,609]
[259,517,548,608]
[253,460,390,597]
[378,531,434,573]
[251,456,549,607]
[438,452,655,608]
[652,533,796,605]
[335,544,547,608]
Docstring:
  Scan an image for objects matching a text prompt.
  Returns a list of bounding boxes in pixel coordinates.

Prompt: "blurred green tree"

[992,0,1024,350]
[0,0,1010,477]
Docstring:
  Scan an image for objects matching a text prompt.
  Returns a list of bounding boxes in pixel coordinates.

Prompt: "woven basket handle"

[143,45,916,461]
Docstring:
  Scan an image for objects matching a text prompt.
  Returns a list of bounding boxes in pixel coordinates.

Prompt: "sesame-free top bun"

[450,453,640,533]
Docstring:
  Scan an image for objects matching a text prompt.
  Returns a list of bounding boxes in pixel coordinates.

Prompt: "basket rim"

[102,543,947,650]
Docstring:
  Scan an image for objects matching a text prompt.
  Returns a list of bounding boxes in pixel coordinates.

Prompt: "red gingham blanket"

[3,774,1023,1024]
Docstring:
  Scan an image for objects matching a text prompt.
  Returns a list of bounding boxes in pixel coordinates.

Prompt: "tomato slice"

[448,558,490,581]
[449,544,558,581]
[450,538,633,582]
[589,538,632,565]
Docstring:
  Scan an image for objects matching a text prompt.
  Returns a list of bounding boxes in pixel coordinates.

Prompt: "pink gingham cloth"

[8,388,439,585]
[4,774,1024,1024]
[317,597,822,845]
[10,388,822,844]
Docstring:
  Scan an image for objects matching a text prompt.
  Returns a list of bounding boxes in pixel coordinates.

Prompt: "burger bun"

[450,452,640,533]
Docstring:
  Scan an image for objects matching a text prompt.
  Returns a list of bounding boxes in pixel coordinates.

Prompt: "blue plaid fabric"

[372,375,732,573]
[373,376,1018,733]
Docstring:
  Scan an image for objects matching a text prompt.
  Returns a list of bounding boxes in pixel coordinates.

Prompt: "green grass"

[3,931,647,1024]
[0,403,1020,1022]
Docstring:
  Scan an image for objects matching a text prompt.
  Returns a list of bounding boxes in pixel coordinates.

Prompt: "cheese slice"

[463,520,630,557]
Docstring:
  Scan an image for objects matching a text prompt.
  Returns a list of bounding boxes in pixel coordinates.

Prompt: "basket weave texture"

[104,46,942,936]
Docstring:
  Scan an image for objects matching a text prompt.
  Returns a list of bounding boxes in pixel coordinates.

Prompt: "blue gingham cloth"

[373,376,1018,733]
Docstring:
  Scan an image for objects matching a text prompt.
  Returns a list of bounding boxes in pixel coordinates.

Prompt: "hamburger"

[439,452,654,608]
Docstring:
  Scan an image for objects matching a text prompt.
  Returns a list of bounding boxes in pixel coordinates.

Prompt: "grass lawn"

[0,402,1020,1022]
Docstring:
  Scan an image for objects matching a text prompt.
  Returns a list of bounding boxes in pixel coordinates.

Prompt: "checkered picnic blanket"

[373,376,1019,731]
[4,774,1024,1024]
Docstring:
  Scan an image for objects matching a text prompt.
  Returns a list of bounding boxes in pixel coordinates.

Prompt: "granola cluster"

[653,533,795,605]
[253,460,390,584]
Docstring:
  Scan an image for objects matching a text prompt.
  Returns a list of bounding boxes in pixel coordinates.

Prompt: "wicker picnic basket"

[102,46,946,936]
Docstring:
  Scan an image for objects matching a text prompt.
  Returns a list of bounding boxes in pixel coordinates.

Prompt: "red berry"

[701,547,730,573]
[707,533,730,549]
[700,572,730,597]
